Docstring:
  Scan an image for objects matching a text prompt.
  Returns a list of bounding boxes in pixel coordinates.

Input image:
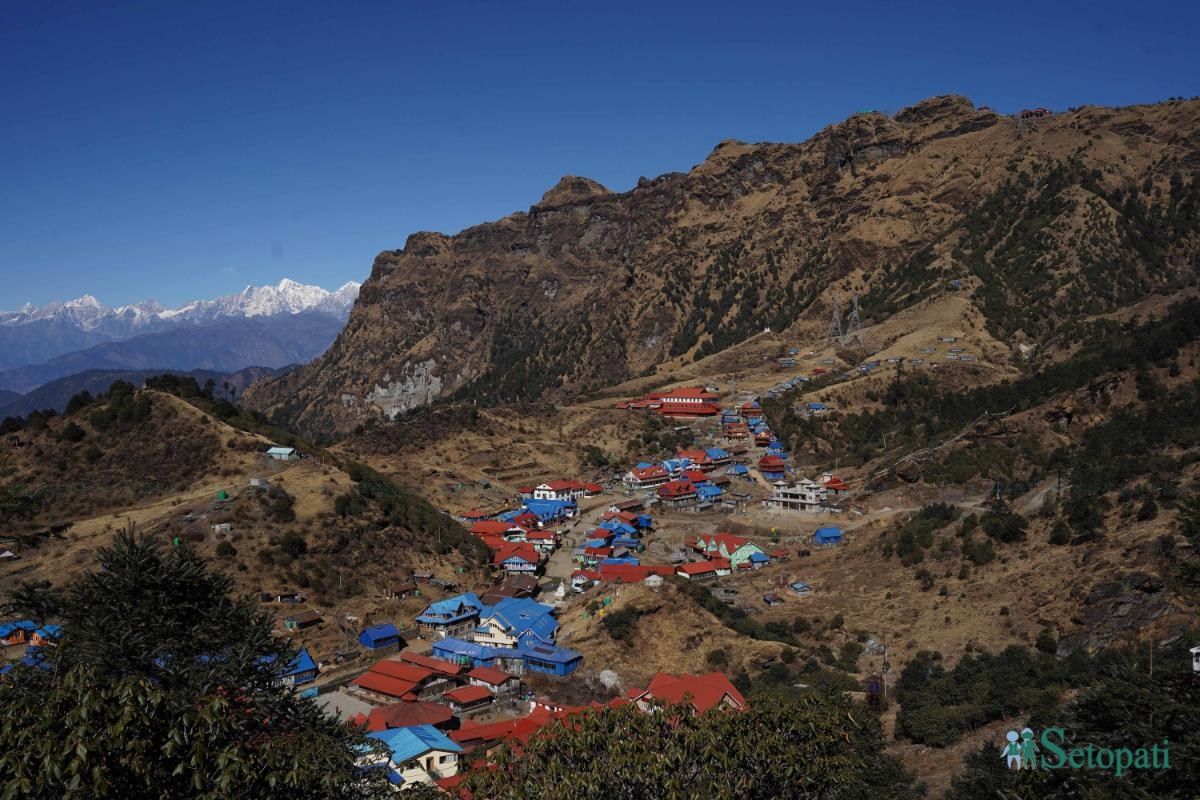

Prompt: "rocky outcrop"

[243,97,1200,438]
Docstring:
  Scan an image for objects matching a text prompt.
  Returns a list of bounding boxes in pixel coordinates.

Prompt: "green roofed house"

[687,532,766,569]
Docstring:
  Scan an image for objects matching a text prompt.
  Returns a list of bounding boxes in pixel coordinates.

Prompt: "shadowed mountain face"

[243,96,1200,439]
[0,313,345,395]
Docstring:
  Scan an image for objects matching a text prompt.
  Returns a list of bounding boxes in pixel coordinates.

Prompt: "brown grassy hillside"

[245,96,1200,438]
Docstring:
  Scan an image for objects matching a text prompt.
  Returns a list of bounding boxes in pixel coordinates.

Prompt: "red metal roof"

[597,563,675,583]
[367,660,435,683]
[676,561,719,576]
[363,701,454,731]
[758,455,786,469]
[657,402,722,416]
[468,666,515,685]
[471,520,514,535]
[444,684,493,705]
[633,672,747,713]
[352,671,421,698]
[398,650,465,676]
[657,479,697,498]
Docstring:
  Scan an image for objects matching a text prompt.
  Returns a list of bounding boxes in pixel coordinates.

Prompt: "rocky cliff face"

[244,96,1200,438]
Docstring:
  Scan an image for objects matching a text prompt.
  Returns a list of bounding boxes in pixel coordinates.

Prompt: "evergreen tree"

[0,532,388,800]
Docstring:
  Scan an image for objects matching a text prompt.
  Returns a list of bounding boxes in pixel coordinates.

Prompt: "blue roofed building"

[358,622,403,652]
[415,593,486,640]
[705,447,732,466]
[363,723,463,787]
[277,647,318,687]
[696,484,724,502]
[522,498,578,521]
[431,635,582,677]
[0,619,38,647]
[473,598,558,648]
[813,526,843,546]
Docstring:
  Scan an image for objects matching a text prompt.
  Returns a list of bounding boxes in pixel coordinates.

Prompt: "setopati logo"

[1003,727,1170,777]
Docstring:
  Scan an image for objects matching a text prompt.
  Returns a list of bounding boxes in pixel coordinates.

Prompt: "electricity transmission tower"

[845,294,866,349]
[826,292,844,340]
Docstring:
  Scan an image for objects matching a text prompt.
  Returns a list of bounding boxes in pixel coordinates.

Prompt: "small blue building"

[358,622,402,651]
[813,527,843,546]
[278,647,318,687]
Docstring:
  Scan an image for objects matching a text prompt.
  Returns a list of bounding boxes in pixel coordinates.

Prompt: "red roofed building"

[583,482,603,496]
[442,684,494,714]
[656,479,697,508]
[676,448,711,468]
[533,479,587,501]
[352,671,422,701]
[629,672,747,714]
[358,701,456,732]
[597,563,676,584]
[758,454,786,476]
[471,520,517,537]
[623,387,722,418]
[623,465,669,490]
[681,468,709,484]
[822,472,851,497]
[467,666,521,695]
[397,650,465,676]
[491,541,541,574]
[675,559,731,580]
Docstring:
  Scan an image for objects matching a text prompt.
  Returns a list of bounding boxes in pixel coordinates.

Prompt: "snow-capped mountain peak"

[1,278,360,331]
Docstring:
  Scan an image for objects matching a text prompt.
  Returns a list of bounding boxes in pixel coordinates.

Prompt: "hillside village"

[5,278,1200,795]
[4,90,1200,796]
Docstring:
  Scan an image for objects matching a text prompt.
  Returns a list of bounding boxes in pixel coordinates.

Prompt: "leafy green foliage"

[462,692,921,800]
[945,639,1200,799]
[880,504,957,565]
[0,532,388,799]
[895,647,1087,747]
[339,462,489,564]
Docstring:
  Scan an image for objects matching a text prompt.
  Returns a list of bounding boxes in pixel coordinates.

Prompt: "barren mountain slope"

[245,96,1200,438]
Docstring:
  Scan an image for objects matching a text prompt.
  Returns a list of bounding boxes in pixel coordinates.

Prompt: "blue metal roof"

[359,623,400,647]
[368,724,463,764]
[696,485,723,500]
[284,647,317,677]
[749,552,770,563]
[0,619,38,636]
[483,598,558,640]
[415,593,484,625]
[705,448,730,459]
[433,634,582,667]
[523,498,576,520]
[814,527,843,543]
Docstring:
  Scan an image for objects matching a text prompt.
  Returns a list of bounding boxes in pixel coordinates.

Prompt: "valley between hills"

[4,95,1200,796]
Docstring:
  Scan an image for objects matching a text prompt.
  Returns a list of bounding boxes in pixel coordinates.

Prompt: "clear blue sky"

[2,0,1196,308]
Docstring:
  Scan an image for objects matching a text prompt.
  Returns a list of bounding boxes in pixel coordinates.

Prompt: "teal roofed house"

[265,446,298,460]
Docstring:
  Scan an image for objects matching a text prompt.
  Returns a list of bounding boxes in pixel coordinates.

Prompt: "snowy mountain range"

[0,279,360,393]
[2,278,359,335]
